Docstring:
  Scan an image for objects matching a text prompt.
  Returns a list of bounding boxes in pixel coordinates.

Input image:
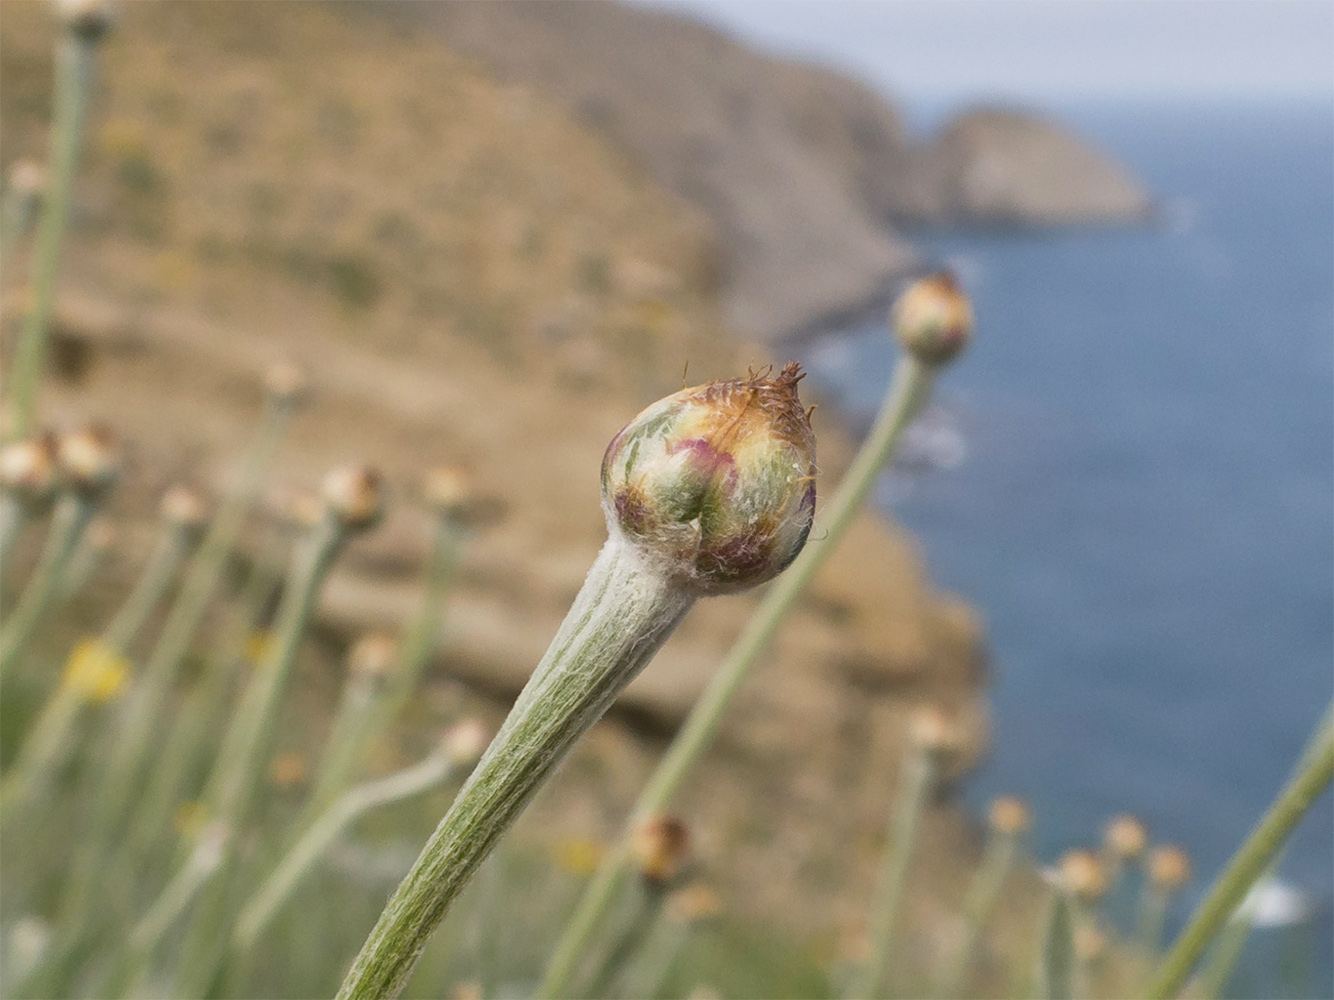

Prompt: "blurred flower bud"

[269,751,308,788]
[601,362,816,595]
[1103,814,1149,861]
[666,883,723,924]
[1075,922,1108,963]
[1148,845,1192,891]
[263,361,309,410]
[632,815,690,888]
[424,466,471,519]
[56,424,119,499]
[7,160,46,198]
[56,0,113,40]
[0,432,59,508]
[442,718,489,767]
[1059,849,1109,902]
[321,465,385,531]
[891,272,973,367]
[988,795,1031,837]
[909,705,962,756]
[348,633,398,682]
[159,484,209,533]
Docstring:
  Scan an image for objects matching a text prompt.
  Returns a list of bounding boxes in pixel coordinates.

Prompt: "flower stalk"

[539,273,972,999]
[337,364,817,999]
[1144,706,1334,999]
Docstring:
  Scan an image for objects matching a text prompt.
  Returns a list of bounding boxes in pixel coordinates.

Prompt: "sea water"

[807,98,1333,996]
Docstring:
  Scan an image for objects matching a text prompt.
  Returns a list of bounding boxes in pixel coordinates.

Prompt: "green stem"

[583,882,666,999]
[231,749,458,963]
[0,494,93,683]
[935,830,1021,998]
[298,666,394,834]
[1038,888,1077,1000]
[1144,710,1334,999]
[0,177,42,269]
[1,495,30,574]
[849,747,939,1000]
[539,355,935,998]
[6,33,97,439]
[336,536,694,1000]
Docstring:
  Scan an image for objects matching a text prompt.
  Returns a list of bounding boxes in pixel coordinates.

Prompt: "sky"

[641,1,1334,106]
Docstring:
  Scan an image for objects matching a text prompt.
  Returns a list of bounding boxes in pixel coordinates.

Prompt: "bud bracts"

[601,362,816,595]
[891,272,974,367]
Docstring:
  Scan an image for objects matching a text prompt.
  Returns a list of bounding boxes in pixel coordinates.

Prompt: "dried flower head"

[632,815,690,887]
[1104,813,1149,860]
[321,465,385,530]
[347,633,398,681]
[56,0,113,40]
[0,433,59,507]
[1058,849,1109,902]
[1148,845,1192,891]
[601,362,816,595]
[263,361,309,409]
[424,466,471,518]
[442,719,490,766]
[56,424,119,498]
[891,272,974,367]
[988,795,1032,836]
[159,484,209,531]
[7,160,46,197]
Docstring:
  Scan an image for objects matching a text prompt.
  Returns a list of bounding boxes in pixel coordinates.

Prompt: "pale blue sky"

[641,1,1334,103]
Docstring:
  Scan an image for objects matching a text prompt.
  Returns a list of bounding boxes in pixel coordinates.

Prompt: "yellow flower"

[552,837,606,875]
[60,639,129,702]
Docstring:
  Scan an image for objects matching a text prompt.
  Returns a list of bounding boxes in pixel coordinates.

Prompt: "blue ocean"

[808,99,1333,994]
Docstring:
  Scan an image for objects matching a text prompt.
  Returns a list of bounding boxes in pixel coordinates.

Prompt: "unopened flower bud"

[1075,922,1108,963]
[1104,814,1148,860]
[1,433,59,508]
[348,633,397,683]
[57,424,119,499]
[891,272,973,367]
[667,883,722,923]
[321,465,385,530]
[988,795,1031,837]
[1059,849,1109,902]
[442,718,489,766]
[601,362,816,595]
[264,362,309,410]
[7,160,45,198]
[160,484,209,533]
[56,0,113,40]
[424,466,471,519]
[910,705,961,756]
[632,815,690,888]
[1148,845,1192,891]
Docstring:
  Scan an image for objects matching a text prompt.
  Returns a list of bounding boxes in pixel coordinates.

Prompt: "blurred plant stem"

[935,825,1023,998]
[336,535,695,1000]
[1144,705,1334,1000]
[539,355,935,998]
[849,745,939,1000]
[583,880,667,1000]
[6,29,100,440]
[0,493,95,684]
[1038,888,1077,1000]
[0,518,190,820]
[173,511,350,996]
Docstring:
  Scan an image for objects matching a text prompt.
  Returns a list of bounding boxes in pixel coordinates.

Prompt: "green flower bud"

[601,362,816,595]
[891,272,974,367]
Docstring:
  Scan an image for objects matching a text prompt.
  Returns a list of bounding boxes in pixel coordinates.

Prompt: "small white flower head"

[1103,813,1149,861]
[263,361,309,411]
[0,432,59,508]
[601,362,816,595]
[1058,849,1109,902]
[321,465,385,531]
[56,424,120,499]
[442,719,490,766]
[1148,845,1192,892]
[55,0,113,40]
[987,795,1031,837]
[891,271,974,367]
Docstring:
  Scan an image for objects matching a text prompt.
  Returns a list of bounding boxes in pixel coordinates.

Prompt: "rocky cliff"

[371,1,1153,340]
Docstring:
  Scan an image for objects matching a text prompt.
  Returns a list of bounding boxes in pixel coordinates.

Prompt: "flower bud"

[632,815,690,888]
[909,704,962,756]
[666,883,722,923]
[264,361,309,410]
[159,484,209,533]
[7,160,45,198]
[601,362,816,595]
[1103,814,1148,860]
[56,424,119,499]
[1148,845,1192,891]
[987,795,1031,837]
[424,466,471,519]
[1058,849,1109,902]
[56,0,113,40]
[442,718,489,767]
[321,465,385,531]
[891,272,973,367]
[348,633,398,683]
[1,433,59,508]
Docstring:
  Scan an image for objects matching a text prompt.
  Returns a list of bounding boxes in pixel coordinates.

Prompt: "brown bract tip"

[633,815,690,887]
